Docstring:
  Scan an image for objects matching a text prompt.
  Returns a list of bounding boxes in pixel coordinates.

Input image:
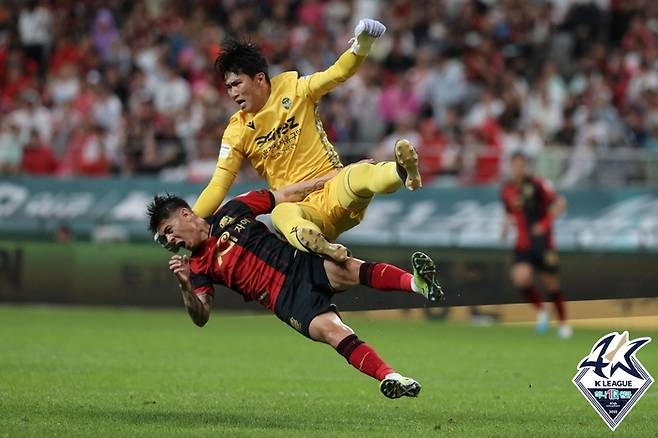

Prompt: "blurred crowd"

[1,0,658,187]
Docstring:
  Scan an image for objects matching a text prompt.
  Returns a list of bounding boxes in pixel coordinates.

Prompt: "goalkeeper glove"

[350,18,386,56]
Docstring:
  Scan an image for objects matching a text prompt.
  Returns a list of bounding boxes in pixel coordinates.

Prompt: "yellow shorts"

[294,166,371,241]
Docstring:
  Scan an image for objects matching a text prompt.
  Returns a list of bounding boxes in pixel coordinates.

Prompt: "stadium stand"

[1,0,658,187]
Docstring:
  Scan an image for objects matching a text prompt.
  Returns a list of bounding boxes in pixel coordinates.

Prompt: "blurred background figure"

[54,223,72,244]
[0,120,24,175]
[20,128,57,175]
[501,153,571,339]
[17,0,53,77]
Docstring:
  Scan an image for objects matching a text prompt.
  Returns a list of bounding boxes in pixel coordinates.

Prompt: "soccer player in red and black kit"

[147,184,443,399]
[500,152,572,339]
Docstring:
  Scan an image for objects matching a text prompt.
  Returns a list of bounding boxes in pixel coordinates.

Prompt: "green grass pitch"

[0,306,656,437]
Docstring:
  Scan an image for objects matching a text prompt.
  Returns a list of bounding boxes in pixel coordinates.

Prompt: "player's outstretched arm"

[169,255,213,327]
[272,170,339,204]
[194,119,245,218]
[299,19,386,101]
[193,165,238,218]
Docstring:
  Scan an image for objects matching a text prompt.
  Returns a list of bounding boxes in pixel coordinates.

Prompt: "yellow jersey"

[193,49,365,217]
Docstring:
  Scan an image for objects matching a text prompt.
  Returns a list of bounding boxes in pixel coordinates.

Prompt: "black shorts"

[514,248,560,273]
[274,251,339,339]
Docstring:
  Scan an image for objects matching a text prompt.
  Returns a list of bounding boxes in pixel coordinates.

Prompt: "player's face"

[224,72,269,113]
[510,156,528,181]
[158,209,201,251]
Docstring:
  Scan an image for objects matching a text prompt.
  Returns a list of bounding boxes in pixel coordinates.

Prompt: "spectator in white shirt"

[154,62,190,117]
[18,0,53,73]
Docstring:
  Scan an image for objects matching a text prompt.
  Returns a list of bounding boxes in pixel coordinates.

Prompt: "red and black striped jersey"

[500,175,556,251]
[188,189,295,310]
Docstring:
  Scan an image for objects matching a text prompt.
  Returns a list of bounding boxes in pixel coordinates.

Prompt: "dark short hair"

[146,194,190,234]
[215,39,269,82]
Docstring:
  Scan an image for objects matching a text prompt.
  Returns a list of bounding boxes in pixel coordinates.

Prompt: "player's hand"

[350,19,386,56]
[169,255,191,284]
[531,223,546,236]
[356,18,386,38]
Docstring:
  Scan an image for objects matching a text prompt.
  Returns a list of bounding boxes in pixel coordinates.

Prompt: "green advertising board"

[1,177,657,251]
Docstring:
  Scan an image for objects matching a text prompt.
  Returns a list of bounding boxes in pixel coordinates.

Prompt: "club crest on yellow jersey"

[281,97,291,109]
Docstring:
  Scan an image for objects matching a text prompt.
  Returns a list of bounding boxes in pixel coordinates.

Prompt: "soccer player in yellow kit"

[193,19,422,262]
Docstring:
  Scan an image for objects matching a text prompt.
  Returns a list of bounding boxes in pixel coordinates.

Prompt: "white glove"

[350,19,386,56]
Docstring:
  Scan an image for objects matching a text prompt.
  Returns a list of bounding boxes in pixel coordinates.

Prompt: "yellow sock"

[271,202,323,253]
[337,162,402,209]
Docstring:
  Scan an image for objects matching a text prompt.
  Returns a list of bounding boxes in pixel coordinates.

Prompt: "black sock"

[335,334,364,362]
[359,262,375,287]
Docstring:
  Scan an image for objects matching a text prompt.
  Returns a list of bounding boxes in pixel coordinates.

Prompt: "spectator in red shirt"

[21,129,58,175]
[58,122,108,176]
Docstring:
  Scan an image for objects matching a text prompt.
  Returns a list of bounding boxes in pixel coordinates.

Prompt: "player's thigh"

[271,201,323,231]
[511,262,534,287]
[538,271,560,291]
[308,311,354,347]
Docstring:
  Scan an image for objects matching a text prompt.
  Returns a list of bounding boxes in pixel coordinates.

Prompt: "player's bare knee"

[310,312,353,347]
[324,321,354,348]
[512,276,533,288]
[511,263,533,287]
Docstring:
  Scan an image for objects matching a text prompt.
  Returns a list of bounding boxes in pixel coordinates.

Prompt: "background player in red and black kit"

[147,185,443,399]
[500,152,572,339]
